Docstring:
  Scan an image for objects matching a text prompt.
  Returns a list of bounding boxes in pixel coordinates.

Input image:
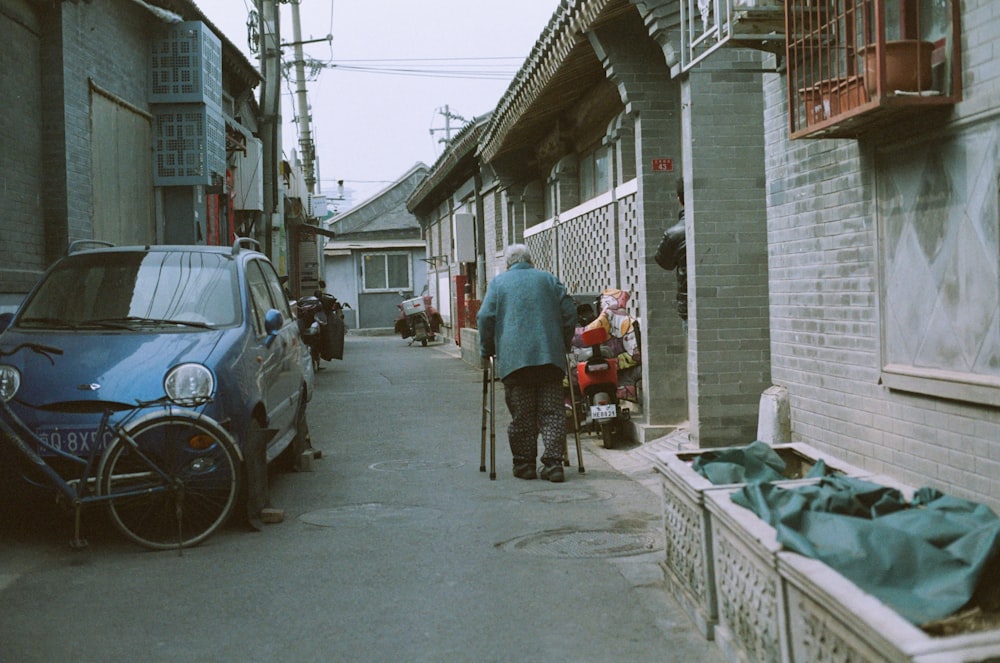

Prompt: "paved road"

[0,334,723,663]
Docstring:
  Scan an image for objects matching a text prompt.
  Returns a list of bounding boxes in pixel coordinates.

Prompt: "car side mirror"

[0,312,12,334]
[264,309,284,348]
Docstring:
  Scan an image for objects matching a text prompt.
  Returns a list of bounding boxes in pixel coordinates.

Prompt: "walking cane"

[565,354,586,473]
[480,355,496,480]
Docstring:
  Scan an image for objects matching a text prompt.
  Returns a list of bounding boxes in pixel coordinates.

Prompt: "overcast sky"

[196,0,560,206]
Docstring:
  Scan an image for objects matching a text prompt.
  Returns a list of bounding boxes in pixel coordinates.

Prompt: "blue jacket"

[477,262,577,380]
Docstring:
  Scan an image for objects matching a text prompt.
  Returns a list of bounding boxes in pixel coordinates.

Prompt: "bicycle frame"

[2,337,242,553]
[1,398,184,549]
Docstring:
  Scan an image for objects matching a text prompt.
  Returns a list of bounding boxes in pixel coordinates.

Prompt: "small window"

[362,252,411,292]
[579,145,611,201]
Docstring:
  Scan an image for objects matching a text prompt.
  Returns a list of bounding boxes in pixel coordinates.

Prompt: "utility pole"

[258,0,282,257]
[429,105,466,145]
[290,0,316,194]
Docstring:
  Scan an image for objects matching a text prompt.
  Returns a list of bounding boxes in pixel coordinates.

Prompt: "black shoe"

[513,463,537,480]
[540,464,564,483]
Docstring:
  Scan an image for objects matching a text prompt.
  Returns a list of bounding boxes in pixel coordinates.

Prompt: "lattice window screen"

[524,195,640,318]
[618,193,641,319]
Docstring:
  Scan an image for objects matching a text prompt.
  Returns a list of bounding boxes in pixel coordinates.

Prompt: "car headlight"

[164,363,214,406]
[0,365,20,402]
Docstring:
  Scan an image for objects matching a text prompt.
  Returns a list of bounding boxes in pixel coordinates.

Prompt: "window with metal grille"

[787,0,960,140]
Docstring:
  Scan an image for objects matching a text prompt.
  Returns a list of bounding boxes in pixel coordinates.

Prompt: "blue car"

[0,239,313,527]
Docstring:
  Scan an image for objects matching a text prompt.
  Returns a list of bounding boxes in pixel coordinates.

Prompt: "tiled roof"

[478,0,628,164]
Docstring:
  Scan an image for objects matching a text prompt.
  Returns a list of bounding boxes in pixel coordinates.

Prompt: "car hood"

[1,328,227,408]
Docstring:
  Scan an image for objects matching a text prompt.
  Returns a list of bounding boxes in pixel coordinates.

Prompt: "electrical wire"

[329,64,516,80]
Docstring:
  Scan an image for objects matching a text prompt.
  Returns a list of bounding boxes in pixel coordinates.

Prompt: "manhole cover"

[299,503,441,527]
[497,529,659,558]
[519,488,613,504]
[369,459,465,472]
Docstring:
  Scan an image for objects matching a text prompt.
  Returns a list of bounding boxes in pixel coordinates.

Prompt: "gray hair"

[505,244,532,267]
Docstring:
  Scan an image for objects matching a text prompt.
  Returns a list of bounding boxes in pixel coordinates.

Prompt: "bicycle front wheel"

[100,413,242,550]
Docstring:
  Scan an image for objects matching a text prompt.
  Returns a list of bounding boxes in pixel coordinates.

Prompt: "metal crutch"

[479,355,496,480]
[564,354,586,473]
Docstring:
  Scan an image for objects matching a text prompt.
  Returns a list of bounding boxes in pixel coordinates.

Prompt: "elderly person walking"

[477,244,577,482]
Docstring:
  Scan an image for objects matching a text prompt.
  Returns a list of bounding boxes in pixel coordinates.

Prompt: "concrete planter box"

[651,443,869,640]
[704,476,1000,663]
[780,551,1000,662]
[705,487,791,663]
[705,479,910,663]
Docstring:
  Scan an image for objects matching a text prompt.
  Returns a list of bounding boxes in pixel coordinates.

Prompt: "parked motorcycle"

[394,294,441,346]
[296,296,327,371]
[297,291,349,370]
[573,324,628,448]
[566,289,641,448]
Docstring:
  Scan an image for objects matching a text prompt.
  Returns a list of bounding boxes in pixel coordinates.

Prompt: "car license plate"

[590,404,617,421]
[35,426,116,456]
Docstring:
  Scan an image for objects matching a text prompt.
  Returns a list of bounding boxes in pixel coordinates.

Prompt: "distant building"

[322,164,429,330]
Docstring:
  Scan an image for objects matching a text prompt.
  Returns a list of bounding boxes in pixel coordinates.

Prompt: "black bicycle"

[0,342,242,552]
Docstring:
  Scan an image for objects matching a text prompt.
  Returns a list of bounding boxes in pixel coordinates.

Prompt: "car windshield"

[17,250,241,329]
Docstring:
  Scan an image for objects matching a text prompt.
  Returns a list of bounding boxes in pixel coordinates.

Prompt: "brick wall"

[59,0,152,252]
[2,0,156,302]
[763,0,1000,512]
[590,13,688,433]
[683,49,771,447]
[0,0,44,299]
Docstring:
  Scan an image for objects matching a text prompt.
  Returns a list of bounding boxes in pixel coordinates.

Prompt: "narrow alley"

[0,334,722,662]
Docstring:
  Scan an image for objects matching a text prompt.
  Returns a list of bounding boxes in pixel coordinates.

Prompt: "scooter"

[566,289,639,449]
[296,291,349,370]
[296,296,328,371]
[394,294,441,346]
[573,324,627,448]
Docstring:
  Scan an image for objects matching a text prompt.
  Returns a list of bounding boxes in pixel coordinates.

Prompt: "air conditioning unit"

[150,21,222,109]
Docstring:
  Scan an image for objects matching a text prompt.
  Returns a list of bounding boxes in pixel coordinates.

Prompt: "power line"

[319,178,395,184]
[332,56,524,63]
[281,57,519,81]
[330,64,515,80]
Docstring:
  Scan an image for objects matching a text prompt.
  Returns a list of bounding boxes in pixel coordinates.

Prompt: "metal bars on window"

[787,0,961,139]
[680,0,787,72]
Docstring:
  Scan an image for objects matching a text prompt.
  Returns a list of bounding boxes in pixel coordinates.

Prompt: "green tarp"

[691,440,828,484]
[732,476,1000,625]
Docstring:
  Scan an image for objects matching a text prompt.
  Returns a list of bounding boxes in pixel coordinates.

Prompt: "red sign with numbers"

[651,158,673,172]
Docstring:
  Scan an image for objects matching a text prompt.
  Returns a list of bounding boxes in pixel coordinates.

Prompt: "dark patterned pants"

[503,379,565,466]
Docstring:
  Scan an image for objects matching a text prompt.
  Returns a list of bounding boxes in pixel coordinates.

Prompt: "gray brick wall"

[763,0,1000,512]
[0,0,45,296]
[60,0,152,253]
[683,49,771,448]
[591,16,688,433]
